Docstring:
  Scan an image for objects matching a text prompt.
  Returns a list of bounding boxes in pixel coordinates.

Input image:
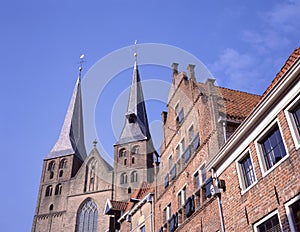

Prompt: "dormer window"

[127,113,136,123]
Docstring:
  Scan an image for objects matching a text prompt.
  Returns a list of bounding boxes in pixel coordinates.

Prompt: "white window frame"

[235,149,257,194]
[188,124,194,142]
[285,194,300,232]
[253,210,282,232]
[193,163,206,191]
[284,94,300,150]
[164,203,171,222]
[176,184,187,207]
[255,119,289,177]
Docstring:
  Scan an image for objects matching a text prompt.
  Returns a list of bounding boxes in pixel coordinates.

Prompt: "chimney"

[187,64,196,81]
[172,63,179,76]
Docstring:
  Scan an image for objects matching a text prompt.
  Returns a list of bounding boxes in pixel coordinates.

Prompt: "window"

[139,226,145,232]
[178,187,186,207]
[163,204,171,223]
[76,199,98,232]
[49,204,54,211]
[237,152,256,191]
[124,158,127,166]
[128,187,132,194]
[55,184,62,195]
[48,161,55,171]
[188,125,194,142]
[120,173,127,184]
[254,212,281,232]
[259,125,287,171]
[45,185,53,197]
[164,174,169,188]
[185,196,195,218]
[132,146,139,154]
[59,170,63,177]
[285,98,300,149]
[131,157,135,164]
[170,165,176,180]
[50,171,54,179]
[194,165,206,190]
[130,171,138,182]
[59,159,67,169]
[175,103,184,125]
[285,194,300,232]
[119,148,126,158]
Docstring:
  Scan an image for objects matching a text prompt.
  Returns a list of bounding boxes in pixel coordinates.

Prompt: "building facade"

[33,47,300,232]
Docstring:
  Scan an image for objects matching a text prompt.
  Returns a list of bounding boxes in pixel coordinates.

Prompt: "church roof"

[45,76,87,161]
[116,60,151,145]
[88,145,113,171]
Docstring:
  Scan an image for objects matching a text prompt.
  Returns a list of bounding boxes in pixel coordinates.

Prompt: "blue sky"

[0,0,299,231]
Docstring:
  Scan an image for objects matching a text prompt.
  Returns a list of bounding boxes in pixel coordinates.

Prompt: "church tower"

[113,54,157,201]
[32,68,87,232]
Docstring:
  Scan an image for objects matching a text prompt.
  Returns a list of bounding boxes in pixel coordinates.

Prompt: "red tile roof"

[262,47,300,98]
[110,200,128,211]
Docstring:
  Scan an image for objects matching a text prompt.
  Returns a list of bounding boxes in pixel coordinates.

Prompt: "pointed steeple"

[45,65,87,161]
[116,53,151,145]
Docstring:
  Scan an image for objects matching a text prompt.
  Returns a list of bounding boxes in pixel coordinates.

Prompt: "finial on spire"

[93,139,97,148]
[134,40,138,69]
[79,54,85,78]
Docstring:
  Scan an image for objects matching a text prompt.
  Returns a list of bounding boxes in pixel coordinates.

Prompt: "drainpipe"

[147,195,153,232]
[211,169,225,232]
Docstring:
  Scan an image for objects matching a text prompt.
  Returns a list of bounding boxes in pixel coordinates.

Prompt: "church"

[32,47,300,232]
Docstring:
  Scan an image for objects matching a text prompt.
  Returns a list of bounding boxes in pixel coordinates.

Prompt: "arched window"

[55,184,62,195]
[45,185,53,197]
[131,146,139,155]
[124,158,127,166]
[48,161,55,171]
[59,159,67,169]
[49,204,54,211]
[120,173,127,184]
[59,170,63,177]
[76,199,98,232]
[119,148,126,157]
[130,171,138,183]
[132,157,135,164]
[50,171,54,179]
[128,187,132,194]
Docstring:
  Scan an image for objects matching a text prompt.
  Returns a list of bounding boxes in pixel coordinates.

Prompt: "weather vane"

[79,54,85,78]
[134,40,138,61]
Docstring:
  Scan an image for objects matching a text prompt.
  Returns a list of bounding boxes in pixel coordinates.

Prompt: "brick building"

[33,47,300,232]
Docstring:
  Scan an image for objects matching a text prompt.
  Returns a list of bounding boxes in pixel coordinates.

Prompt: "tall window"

[132,146,139,155]
[175,104,184,125]
[120,173,127,184]
[119,148,126,158]
[48,161,55,171]
[130,171,138,182]
[178,187,186,207]
[163,204,171,223]
[55,184,62,195]
[260,126,287,170]
[188,125,194,142]
[292,104,300,135]
[45,185,53,197]
[76,199,98,232]
[59,159,67,169]
[239,153,256,189]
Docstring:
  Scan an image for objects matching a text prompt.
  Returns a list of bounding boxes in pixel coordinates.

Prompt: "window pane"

[261,127,286,170]
[257,214,280,232]
[290,199,300,231]
[76,200,98,232]
[240,154,256,188]
[293,105,300,134]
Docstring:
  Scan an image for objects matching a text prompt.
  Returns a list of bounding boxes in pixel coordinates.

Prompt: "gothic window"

[48,161,55,171]
[55,184,62,195]
[130,171,138,182]
[120,173,127,184]
[45,185,53,197]
[84,158,98,192]
[119,148,126,158]
[59,159,67,169]
[76,199,98,232]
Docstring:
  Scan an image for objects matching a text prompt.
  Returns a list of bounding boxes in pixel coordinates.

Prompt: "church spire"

[116,45,151,145]
[45,58,87,161]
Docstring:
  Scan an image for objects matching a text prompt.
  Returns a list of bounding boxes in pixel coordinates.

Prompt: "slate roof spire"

[45,58,87,161]
[116,49,151,144]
